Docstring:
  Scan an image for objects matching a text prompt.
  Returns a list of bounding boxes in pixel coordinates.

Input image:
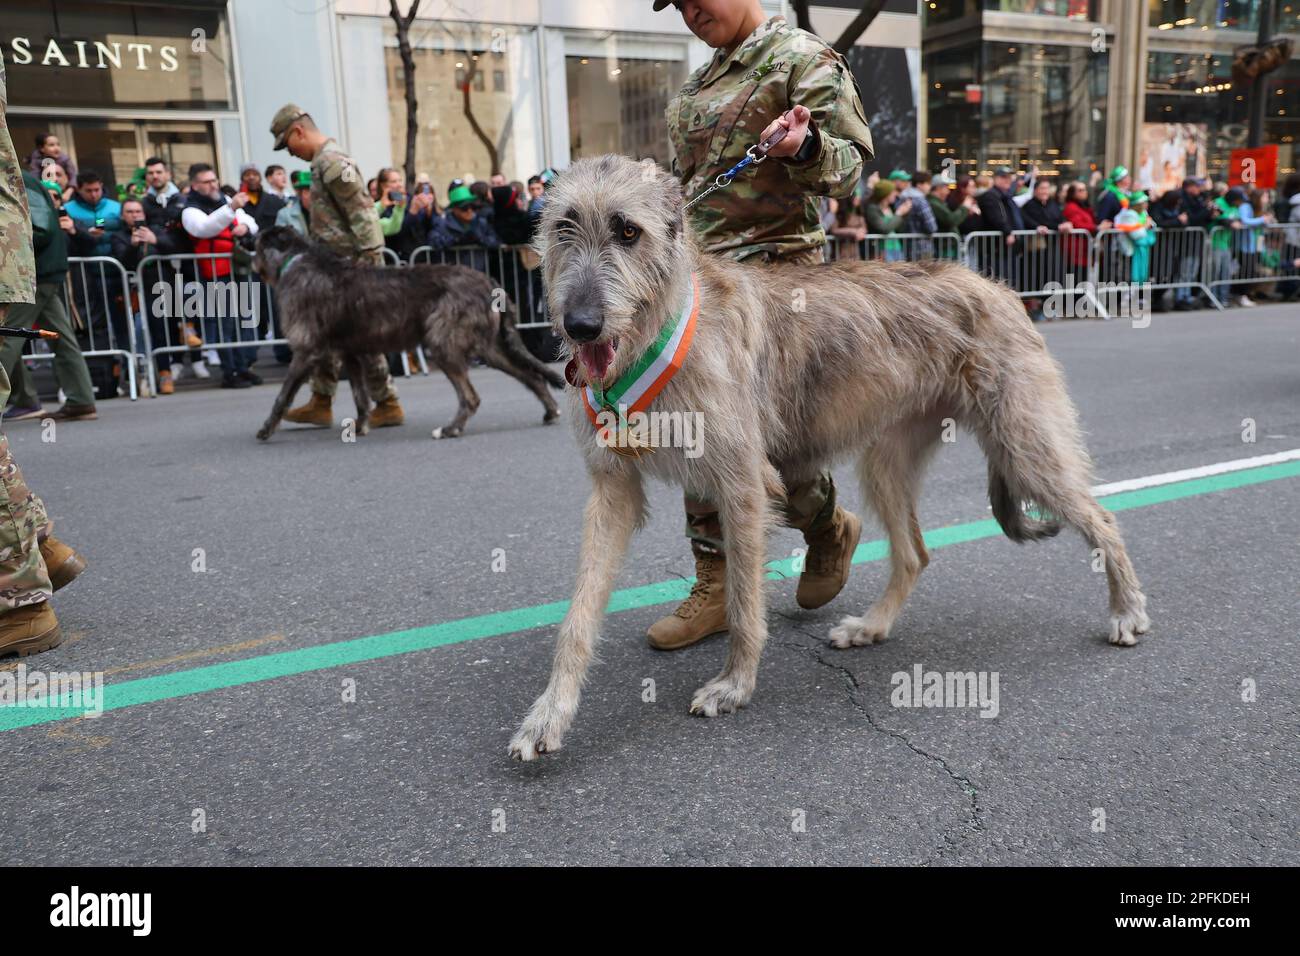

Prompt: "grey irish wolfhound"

[252,226,563,442]
[508,155,1148,761]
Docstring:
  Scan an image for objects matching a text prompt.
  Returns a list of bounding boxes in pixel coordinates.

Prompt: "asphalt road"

[1,305,1296,866]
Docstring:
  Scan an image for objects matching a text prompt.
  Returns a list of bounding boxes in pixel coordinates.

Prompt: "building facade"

[0,0,920,198]
[922,0,1300,189]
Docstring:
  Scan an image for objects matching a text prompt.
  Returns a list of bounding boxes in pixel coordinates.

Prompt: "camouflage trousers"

[308,352,397,403]
[686,471,837,558]
[0,365,53,612]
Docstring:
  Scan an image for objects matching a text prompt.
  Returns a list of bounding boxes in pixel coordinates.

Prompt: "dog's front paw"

[255,426,272,442]
[543,408,561,425]
[432,425,463,440]
[689,673,753,717]
[829,614,889,649]
[1108,607,1151,647]
[508,715,564,762]
[508,693,573,761]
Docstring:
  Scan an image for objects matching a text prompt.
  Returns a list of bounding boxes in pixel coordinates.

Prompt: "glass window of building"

[383,20,538,188]
[927,0,1093,22]
[928,41,1107,179]
[564,35,689,168]
[1148,0,1262,31]
[1144,50,1248,184]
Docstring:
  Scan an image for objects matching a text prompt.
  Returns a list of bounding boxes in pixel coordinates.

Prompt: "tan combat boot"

[284,393,333,427]
[39,536,86,592]
[0,603,62,658]
[647,554,728,650]
[796,507,862,609]
[369,397,405,428]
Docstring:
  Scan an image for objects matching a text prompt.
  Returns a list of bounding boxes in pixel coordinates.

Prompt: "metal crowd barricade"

[1205,223,1300,303]
[135,252,281,397]
[408,244,549,329]
[1093,226,1222,310]
[824,232,962,263]
[963,229,1108,319]
[45,256,141,400]
[380,246,403,267]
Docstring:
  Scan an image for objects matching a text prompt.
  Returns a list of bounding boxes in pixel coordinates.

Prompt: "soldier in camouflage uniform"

[647,0,875,651]
[0,58,87,657]
[269,104,405,429]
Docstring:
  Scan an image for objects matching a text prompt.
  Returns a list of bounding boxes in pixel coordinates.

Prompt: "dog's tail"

[497,304,565,390]
[988,466,1062,543]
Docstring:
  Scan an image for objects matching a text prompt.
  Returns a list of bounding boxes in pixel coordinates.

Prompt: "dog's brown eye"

[620,224,641,242]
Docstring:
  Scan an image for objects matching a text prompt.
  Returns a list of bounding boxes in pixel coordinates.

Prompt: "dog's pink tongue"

[579,342,615,384]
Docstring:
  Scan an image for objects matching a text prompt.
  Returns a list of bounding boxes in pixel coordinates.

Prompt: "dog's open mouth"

[577,340,617,385]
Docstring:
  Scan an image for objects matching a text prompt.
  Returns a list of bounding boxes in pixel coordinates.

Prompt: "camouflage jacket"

[667,16,873,262]
[310,138,383,264]
[0,59,36,306]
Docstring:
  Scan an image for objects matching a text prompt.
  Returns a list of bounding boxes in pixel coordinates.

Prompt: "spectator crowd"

[9,123,1299,422]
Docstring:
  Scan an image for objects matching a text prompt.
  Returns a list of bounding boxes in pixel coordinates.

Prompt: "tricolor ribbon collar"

[580,273,699,430]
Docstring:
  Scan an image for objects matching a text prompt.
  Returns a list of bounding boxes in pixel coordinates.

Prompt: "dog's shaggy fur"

[252,227,563,441]
[508,155,1149,761]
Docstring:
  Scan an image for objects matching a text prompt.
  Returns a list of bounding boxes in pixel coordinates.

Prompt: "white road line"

[1091,448,1300,497]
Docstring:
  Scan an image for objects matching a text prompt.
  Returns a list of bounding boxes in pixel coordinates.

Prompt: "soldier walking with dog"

[646,0,875,651]
[268,104,405,429]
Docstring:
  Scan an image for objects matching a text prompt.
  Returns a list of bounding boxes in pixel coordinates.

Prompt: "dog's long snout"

[563,307,604,342]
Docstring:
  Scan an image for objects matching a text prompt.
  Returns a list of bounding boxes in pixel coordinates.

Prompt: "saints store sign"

[1,3,235,111]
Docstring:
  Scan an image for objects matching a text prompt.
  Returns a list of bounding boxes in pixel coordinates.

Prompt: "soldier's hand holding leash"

[757,105,813,160]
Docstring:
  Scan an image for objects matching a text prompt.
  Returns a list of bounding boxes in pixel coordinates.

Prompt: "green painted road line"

[2,458,1297,732]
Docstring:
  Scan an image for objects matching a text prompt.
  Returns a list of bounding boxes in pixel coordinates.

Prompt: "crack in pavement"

[770,612,985,865]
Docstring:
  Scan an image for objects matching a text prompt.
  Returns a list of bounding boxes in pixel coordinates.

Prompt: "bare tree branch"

[387,0,422,193]
[832,0,886,55]
[791,0,815,33]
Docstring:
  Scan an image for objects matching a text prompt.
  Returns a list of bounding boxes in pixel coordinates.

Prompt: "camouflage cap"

[270,103,309,150]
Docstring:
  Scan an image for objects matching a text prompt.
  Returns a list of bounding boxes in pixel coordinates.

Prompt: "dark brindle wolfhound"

[252,226,563,441]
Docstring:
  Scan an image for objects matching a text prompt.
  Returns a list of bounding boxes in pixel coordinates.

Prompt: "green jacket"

[865,203,905,235]
[666,16,874,261]
[22,171,67,282]
[1211,196,1238,250]
[928,193,968,233]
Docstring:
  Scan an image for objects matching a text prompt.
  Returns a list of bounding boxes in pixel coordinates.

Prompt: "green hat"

[888,169,912,181]
[1109,165,1129,182]
[1128,190,1149,205]
[870,180,895,203]
[446,184,475,208]
[270,103,309,150]
[290,170,311,189]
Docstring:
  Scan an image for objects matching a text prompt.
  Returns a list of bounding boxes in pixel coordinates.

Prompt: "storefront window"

[926,0,1092,23]
[564,36,688,167]
[929,41,1107,179]
[383,20,539,188]
[1148,0,1261,31]
[0,0,236,110]
[1145,50,1246,182]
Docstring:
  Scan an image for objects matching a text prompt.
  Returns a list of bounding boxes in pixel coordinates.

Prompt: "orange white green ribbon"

[580,273,699,433]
